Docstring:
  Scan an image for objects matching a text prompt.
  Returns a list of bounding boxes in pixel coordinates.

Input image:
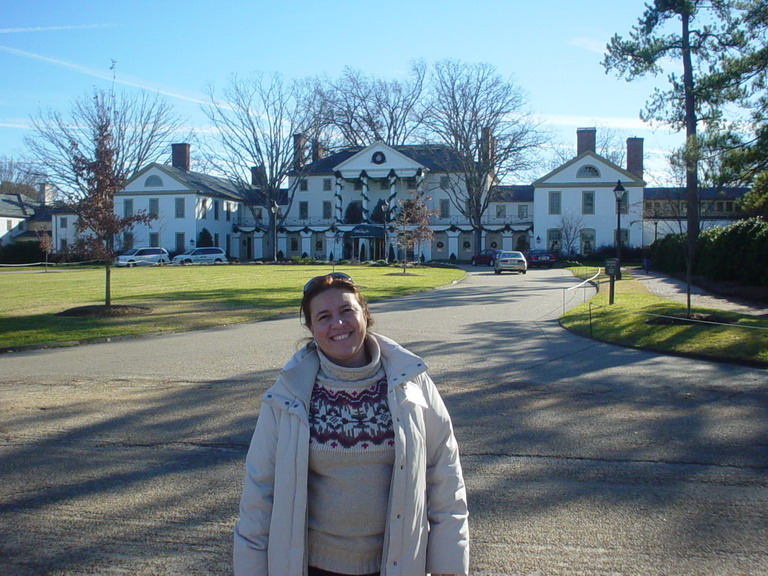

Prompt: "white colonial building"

[41,128,748,262]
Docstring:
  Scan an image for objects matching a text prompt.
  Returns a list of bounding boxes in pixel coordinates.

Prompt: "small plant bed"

[644,312,733,325]
[57,305,152,317]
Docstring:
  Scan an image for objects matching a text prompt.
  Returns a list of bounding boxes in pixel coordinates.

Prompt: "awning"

[346,224,385,239]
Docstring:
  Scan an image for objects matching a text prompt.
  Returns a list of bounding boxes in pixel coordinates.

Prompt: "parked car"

[525,249,556,268]
[471,249,502,266]
[494,251,527,274]
[115,247,170,267]
[172,247,228,265]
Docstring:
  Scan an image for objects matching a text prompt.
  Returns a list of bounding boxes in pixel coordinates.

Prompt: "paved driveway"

[1,267,766,575]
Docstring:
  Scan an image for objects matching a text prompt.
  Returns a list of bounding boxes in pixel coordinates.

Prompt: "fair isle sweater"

[307,337,395,574]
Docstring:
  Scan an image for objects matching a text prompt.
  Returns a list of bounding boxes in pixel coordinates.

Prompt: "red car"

[525,249,556,268]
[471,249,502,266]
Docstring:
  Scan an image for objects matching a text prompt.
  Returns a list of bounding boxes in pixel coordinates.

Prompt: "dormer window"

[577,165,600,178]
[145,175,163,187]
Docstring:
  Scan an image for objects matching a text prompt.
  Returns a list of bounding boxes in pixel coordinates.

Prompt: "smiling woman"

[233,272,470,576]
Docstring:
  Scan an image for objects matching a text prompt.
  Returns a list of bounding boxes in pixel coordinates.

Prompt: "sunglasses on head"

[303,272,354,294]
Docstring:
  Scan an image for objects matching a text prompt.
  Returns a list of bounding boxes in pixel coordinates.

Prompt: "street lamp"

[270,200,278,263]
[613,180,625,281]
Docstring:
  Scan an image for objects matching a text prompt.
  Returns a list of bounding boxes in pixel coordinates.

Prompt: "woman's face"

[308,287,368,367]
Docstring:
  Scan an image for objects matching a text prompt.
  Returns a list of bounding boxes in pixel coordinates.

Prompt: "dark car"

[471,249,502,266]
[525,249,555,268]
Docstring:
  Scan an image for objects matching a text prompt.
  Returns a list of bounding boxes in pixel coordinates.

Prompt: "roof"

[490,185,534,202]
[644,187,748,201]
[0,194,36,219]
[296,143,465,176]
[120,163,245,201]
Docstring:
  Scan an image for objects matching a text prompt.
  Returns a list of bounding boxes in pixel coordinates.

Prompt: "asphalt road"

[1,267,767,576]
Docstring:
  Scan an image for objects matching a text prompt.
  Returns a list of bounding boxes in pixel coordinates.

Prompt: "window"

[577,165,600,178]
[440,199,450,218]
[124,199,134,217]
[323,178,332,191]
[495,205,506,218]
[518,204,528,219]
[200,198,208,219]
[59,216,68,229]
[440,176,450,189]
[175,233,185,253]
[175,198,185,219]
[214,200,220,220]
[290,237,299,251]
[149,232,159,247]
[354,181,363,191]
[6,219,11,232]
[547,229,562,252]
[299,180,308,192]
[59,238,68,251]
[123,232,134,250]
[254,207,263,220]
[323,200,332,220]
[299,201,309,219]
[379,180,388,190]
[582,191,594,214]
[548,191,561,215]
[226,202,232,221]
[145,175,163,187]
[149,198,159,217]
[214,233,220,246]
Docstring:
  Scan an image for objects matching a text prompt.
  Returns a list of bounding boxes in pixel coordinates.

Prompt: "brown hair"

[300,274,373,330]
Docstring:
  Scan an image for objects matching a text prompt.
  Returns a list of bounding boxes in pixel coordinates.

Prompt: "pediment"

[334,142,425,180]
[118,164,191,194]
[532,151,644,188]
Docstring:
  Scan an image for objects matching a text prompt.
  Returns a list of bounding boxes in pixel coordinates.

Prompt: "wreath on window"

[463,241,471,249]
[372,151,386,165]
[490,241,498,248]
[436,241,445,249]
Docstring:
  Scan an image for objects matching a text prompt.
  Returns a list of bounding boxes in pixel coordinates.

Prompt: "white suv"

[172,247,228,265]
[115,247,170,267]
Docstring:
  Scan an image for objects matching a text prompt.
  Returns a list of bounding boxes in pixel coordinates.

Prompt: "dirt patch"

[57,305,152,317]
[645,312,733,326]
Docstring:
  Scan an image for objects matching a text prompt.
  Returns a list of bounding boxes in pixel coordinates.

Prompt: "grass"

[561,265,768,367]
[0,264,465,350]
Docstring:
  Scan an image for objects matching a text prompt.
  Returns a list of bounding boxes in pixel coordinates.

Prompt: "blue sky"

[0,0,683,184]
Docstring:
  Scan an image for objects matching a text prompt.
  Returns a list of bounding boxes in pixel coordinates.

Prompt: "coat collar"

[278,333,428,403]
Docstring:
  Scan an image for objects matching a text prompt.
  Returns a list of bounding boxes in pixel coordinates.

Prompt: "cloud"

[0,45,207,105]
[568,36,607,54]
[0,24,112,34]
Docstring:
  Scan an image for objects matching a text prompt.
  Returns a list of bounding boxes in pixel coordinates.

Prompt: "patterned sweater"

[307,337,395,574]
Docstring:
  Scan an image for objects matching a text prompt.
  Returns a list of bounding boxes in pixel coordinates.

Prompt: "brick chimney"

[171,143,191,172]
[312,140,325,162]
[626,137,644,179]
[293,133,306,171]
[37,182,51,206]
[251,165,266,186]
[576,127,596,155]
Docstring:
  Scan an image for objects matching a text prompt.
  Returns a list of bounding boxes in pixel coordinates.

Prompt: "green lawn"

[0,264,465,349]
[561,266,768,367]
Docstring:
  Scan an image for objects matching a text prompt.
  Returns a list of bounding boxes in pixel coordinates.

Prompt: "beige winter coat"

[233,333,469,576]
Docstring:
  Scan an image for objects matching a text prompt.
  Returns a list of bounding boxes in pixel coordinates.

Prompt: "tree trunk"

[104,263,112,306]
[682,11,700,318]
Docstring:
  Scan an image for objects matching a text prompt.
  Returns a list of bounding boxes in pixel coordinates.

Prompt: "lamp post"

[270,200,278,263]
[613,180,625,281]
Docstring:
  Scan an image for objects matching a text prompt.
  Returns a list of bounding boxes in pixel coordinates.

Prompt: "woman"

[234,272,469,576]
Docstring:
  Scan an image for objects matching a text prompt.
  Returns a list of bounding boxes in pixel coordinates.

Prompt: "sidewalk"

[633,270,768,316]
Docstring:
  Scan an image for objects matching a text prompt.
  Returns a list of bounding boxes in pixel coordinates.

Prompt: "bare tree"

[202,72,324,261]
[544,126,629,171]
[421,60,546,255]
[0,157,43,198]
[558,210,585,256]
[318,62,427,147]
[25,88,182,305]
[26,88,183,202]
